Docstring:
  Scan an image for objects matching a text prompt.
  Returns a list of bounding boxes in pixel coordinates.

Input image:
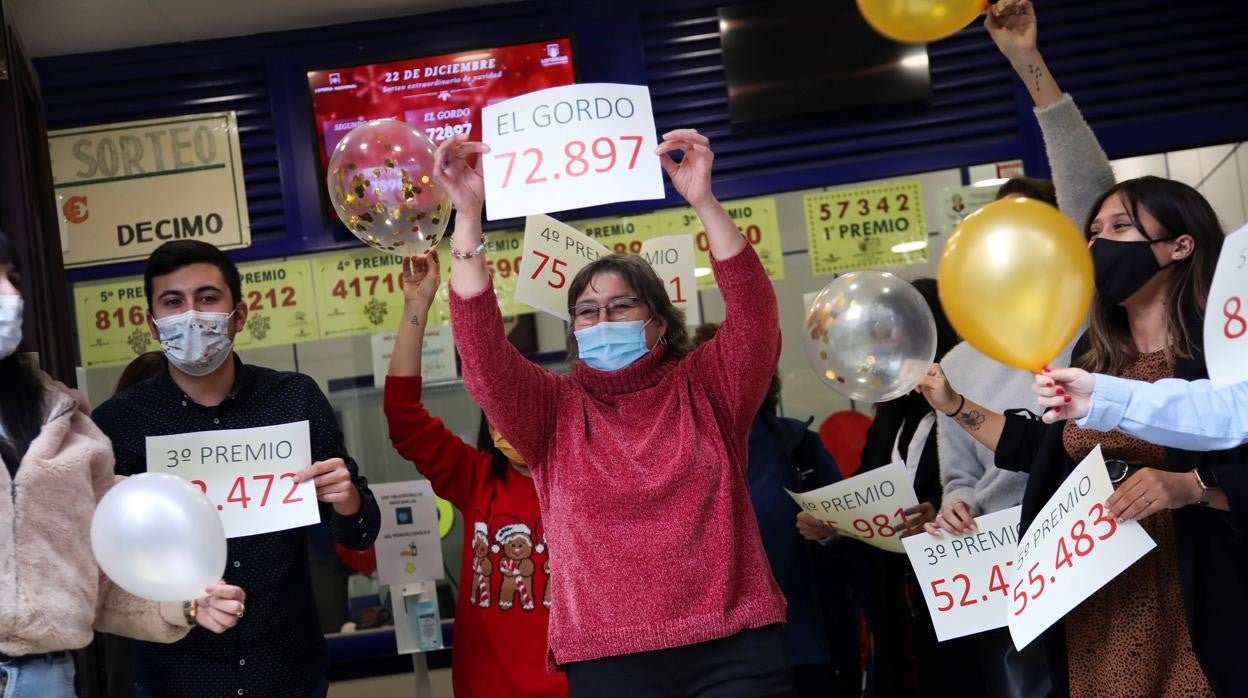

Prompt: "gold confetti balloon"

[803,271,937,403]
[326,119,450,257]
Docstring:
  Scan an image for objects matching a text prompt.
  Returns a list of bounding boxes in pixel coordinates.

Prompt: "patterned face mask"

[153,309,236,376]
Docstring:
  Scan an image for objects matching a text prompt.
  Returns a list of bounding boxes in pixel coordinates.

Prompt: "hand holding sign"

[655,129,714,209]
[1008,446,1155,650]
[787,462,920,553]
[903,506,1022,640]
[295,457,362,515]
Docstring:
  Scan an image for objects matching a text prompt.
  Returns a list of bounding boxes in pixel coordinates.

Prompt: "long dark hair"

[1077,176,1223,375]
[910,277,959,362]
[0,230,45,474]
[475,412,510,481]
[564,253,692,361]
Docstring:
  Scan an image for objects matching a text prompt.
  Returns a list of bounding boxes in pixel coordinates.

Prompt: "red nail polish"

[1056,387,1065,395]
[1064,395,1072,403]
[1042,367,1051,373]
[1046,381,1054,388]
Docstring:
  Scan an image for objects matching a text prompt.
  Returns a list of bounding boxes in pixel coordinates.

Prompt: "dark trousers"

[564,625,795,698]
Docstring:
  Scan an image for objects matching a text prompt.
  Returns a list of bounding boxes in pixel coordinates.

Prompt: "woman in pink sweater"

[433,130,791,696]
[0,231,244,697]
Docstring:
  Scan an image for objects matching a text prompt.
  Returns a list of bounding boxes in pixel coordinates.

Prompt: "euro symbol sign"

[63,195,89,224]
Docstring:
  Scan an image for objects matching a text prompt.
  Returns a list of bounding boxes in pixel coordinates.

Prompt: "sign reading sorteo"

[49,112,251,268]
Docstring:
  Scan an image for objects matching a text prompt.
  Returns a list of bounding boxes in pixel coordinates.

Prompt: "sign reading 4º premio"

[49,112,251,268]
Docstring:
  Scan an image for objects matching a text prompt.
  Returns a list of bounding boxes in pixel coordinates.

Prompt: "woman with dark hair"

[0,231,243,696]
[434,129,791,696]
[921,3,1248,696]
[383,251,565,698]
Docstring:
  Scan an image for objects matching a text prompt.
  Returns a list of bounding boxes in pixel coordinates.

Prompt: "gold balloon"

[856,0,987,44]
[937,197,1093,372]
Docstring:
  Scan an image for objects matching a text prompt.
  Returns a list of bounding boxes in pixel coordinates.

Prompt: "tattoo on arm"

[1026,64,1043,93]
[409,314,421,326]
[958,410,987,432]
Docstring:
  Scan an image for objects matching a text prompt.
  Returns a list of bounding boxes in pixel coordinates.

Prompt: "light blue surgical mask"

[574,318,656,372]
[0,295,22,360]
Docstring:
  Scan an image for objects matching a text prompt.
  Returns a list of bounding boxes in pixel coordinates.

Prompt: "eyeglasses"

[1105,458,1136,485]
[569,296,646,327]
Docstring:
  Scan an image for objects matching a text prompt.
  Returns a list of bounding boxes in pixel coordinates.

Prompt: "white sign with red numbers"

[639,234,701,325]
[146,421,320,538]
[903,506,1022,641]
[1008,446,1156,650]
[787,462,919,553]
[514,215,610,320]
[1204,222,1248,387]
[481,83,664,220]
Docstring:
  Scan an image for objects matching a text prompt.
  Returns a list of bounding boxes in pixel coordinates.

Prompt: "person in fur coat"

[0,230,244,697]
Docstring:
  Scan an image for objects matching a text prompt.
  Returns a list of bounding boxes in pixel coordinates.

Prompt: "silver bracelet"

[450,241,486,260]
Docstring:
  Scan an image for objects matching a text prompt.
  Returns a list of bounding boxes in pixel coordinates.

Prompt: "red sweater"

[384,375,567,698]
[449,244,787,667]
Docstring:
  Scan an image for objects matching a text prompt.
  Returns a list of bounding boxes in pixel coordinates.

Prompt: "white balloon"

[803,271,937,403]
[91,473,227,602]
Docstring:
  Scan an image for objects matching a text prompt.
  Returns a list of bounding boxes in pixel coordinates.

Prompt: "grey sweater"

[936,94,1115,515]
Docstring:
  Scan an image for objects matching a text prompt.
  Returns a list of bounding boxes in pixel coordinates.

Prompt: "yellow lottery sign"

[233,258,320,350]
[74,276,159,369]
[482,231,533,317]
[571,213,661,255]
[804,181,926,276]
[424,235,532,321]
[657,196,785,289]
[312,249,423,337]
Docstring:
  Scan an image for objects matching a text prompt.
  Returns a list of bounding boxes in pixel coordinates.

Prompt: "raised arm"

[987,0,1116,227]
[664,130,780,430]
[434,136,560,468]
[388,251,441,378]
[917,364,1005,453]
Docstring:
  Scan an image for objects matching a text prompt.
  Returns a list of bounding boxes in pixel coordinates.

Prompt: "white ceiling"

[9,0,512,58]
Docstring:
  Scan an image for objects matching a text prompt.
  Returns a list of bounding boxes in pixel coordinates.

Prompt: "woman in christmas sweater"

[383,251,566,698]
[434,130,791,696]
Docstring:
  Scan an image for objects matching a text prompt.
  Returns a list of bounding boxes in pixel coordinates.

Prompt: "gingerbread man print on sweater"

[469,520,493,608]
[492,515,543,611]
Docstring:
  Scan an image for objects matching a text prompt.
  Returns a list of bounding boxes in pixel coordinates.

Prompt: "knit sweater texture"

[449,243,787,667]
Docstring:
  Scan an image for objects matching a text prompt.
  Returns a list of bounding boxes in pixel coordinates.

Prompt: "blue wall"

[35,0,1248,282]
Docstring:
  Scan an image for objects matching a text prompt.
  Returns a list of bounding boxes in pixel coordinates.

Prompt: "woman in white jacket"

[0,230,244,696]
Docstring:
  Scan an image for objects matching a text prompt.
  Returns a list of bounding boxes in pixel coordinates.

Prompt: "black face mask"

[1091,238,1172,306]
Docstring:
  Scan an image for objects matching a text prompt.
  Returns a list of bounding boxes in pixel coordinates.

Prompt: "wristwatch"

[182,599,198,627]
[1193,466,1218,506]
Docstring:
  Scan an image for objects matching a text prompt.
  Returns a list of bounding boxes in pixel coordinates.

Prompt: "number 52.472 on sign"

[145,421,321,539]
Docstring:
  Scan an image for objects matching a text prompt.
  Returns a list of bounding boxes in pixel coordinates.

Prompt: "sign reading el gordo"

[49,112,251,268]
